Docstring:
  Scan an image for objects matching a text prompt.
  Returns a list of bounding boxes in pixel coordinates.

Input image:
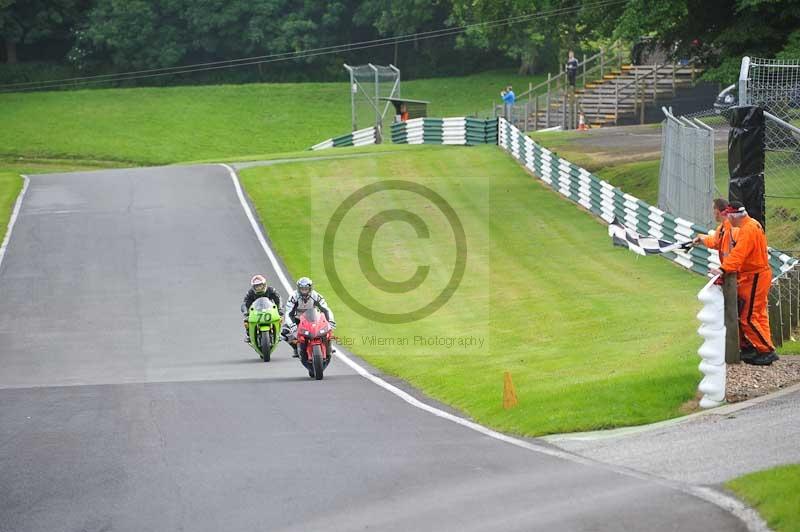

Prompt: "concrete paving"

[548,386,800,485]
[0,165,748,531]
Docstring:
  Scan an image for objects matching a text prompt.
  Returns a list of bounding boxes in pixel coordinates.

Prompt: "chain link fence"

[344,64,400,141]
[738,57,800,257]
[658,109,716,228]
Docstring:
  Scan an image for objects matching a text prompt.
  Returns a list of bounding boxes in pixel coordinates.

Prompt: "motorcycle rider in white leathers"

[281,277,335,356]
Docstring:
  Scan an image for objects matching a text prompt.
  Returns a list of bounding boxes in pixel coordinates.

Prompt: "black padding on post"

[728,105,766,227]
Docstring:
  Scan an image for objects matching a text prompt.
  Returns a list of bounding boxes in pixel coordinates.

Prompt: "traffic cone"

[502,371,518,410]
[577,113,589,131]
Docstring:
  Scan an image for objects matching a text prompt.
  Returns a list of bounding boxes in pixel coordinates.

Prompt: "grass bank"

[0,71,542,166]
[240,146,705,436]
[727,464,800,532]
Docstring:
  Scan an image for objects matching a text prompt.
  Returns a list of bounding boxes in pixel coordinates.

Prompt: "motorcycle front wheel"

[312,344,324,380]
[259,331,271,362]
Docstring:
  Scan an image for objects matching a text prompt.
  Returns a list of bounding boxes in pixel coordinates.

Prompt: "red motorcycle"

[296,306,333,380]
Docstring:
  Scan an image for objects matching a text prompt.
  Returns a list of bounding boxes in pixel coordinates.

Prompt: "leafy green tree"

[0,0,84,63]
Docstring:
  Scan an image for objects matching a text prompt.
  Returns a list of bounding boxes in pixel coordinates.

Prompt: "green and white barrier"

[498,117,798,277]
[391,117,497,145]
[310,126,377,150]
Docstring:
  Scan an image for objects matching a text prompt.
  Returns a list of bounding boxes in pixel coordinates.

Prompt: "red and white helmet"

[250,274,267,294]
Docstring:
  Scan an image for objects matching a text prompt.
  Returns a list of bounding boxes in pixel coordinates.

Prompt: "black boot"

[740,346,756,361]
[745,352,779,366]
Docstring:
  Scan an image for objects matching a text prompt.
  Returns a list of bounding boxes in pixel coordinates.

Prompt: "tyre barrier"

[391,117,498,145]
[310,126,377,151]
[497,117,798,278]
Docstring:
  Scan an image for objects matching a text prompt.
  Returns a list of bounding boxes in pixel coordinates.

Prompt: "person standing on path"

[711,201,778,366]
[501,85,516,120]
[566,51,579,91]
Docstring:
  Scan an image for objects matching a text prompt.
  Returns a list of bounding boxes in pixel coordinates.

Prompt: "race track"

[0,165,747,531]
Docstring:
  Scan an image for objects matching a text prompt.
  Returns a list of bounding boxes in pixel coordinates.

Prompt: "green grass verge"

[0,159,127,245]
[727,464,800,532]
[240,146,706,436]
[0,71,542,166]
[778,339,800,355]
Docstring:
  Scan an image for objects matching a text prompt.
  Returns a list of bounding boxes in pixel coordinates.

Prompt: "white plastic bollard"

[696,275,726,408]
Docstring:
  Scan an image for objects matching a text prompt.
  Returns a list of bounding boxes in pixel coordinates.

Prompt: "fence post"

[524,102,529,132]
[640,83,645,125]
[546,73,552,128]
[533,96,539,131]
[769,288,783,348]
[614,82,619,125]
[562,91,568,129]
[582,53,587,88]
[600,48,604,79]
[652,64,658,102]
[723,274,741,363]
[672,64,677,97]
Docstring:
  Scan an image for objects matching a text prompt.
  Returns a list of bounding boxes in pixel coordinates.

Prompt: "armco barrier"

[391,117,497,145]
[498,117,798,278]
[310,126,377,150]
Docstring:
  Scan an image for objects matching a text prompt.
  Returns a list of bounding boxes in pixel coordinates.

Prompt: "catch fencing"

[658,108,716,228]
[738,56,800,257]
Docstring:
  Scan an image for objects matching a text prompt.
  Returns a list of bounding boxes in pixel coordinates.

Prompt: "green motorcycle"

[244,297,282,362]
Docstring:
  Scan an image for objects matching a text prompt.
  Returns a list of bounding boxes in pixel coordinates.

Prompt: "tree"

[0,0,84,63]
[73,0,356,74]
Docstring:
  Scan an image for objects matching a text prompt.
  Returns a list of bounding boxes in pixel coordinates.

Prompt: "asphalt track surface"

[0,165,749,531]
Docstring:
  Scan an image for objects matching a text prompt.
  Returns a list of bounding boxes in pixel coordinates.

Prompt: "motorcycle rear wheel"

[312,344,324,380]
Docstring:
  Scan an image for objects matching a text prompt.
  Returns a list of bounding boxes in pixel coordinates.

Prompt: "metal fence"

[343,64,400,140]
[738,56,800,258]
[658,108,716,228]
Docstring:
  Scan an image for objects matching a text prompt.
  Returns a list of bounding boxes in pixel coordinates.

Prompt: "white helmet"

[250,274,267,294]
[297,277,312,299]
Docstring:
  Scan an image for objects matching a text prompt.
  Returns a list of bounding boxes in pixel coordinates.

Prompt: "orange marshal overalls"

[701,218,736,263]
[720,216,774,354]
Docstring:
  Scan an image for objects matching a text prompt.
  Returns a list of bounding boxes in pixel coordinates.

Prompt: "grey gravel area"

[550,387,800,485]
[727,355,800,402]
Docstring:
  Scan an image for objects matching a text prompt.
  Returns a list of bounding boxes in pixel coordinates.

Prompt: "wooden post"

[781,278,792,343]
[614,82,619,125]
[524,101,529,132]
[652,64,658,102]
[546,73,552,128]
[562,91,568,130]
[769,284,784,348]
[582,53,586,88]
[533,96,539,131]
[723,273,740,364]
[639,83,645,125]
[672,64,677,97]
[600,49,604,78]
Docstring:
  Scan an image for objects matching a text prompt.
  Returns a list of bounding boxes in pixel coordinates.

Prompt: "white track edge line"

[0,174,30,270]
[220,163,768,532]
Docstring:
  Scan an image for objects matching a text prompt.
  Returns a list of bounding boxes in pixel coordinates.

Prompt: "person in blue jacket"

[501,85,516,120]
